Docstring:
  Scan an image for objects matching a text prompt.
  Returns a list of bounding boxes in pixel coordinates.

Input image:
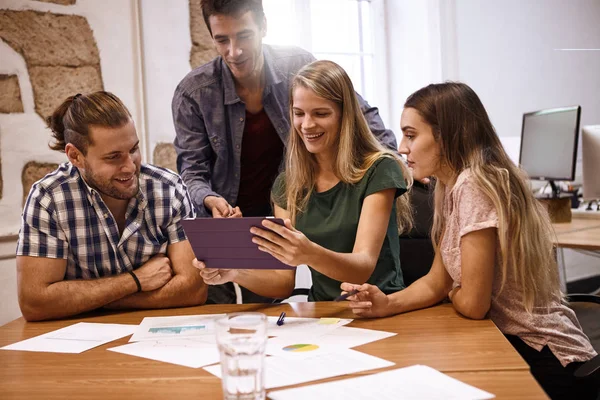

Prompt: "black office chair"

[569,294,600,390]
[399,181,435,286]
[281,288,310,302]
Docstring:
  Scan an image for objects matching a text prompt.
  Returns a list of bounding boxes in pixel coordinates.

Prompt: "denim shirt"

[172,44,397,217]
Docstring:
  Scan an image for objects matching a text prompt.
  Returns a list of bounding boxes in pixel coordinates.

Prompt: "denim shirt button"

[235,144,240,149]
[239,117,244,122]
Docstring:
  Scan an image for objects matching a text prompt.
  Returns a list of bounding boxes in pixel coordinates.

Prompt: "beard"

[82,163,140,201]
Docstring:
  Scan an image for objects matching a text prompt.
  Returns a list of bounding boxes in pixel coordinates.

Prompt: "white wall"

[0,256,20,326]
[447,0,600,174]
[386,0,600,168]
[139,0,192,155]
[385,0,443,139]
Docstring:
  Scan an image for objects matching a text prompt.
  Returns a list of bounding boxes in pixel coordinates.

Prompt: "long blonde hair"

[404,82,561,312]
[279,60,413,233]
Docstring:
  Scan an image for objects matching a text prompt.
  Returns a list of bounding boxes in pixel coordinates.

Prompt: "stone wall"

[21,161,59,206]
[0,9,103,120]
[153,142,177,173]
[0,75,24,114]
[0,5,104,232]
[189,0,217,69]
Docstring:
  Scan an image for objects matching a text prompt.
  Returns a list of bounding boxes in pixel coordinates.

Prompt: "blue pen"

[276,312,286,326]
[334,289,360,302]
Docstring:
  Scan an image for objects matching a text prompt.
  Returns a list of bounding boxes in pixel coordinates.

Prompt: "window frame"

[263,0,391,127]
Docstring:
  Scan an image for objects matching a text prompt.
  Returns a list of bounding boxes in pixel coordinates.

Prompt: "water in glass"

[216,313,267,400]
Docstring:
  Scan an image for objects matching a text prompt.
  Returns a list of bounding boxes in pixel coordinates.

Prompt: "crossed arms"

[17,240,207,322]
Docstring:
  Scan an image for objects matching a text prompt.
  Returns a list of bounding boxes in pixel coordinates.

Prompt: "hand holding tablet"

[182,217,296,270]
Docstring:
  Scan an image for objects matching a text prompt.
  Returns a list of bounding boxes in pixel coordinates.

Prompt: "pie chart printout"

[282,344,320,352]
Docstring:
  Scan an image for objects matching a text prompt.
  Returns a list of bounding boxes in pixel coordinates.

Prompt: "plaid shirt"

[17,162,195,280]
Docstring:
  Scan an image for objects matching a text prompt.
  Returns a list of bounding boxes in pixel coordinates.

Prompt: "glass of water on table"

[215,313,267,400]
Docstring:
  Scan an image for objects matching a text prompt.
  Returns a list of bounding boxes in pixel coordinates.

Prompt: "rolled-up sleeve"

[172,88,220,217]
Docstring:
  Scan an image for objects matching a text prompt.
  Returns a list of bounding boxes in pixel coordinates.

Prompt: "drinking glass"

[215,313,267,400]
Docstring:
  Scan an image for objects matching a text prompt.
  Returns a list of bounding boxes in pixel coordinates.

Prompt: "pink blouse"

[440,170,597,366]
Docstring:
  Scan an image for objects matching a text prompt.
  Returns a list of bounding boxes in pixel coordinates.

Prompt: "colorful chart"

[282,344,320,352]
[148,325,206,334]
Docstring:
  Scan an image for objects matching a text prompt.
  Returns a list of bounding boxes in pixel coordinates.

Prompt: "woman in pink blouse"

[342,82,598,399]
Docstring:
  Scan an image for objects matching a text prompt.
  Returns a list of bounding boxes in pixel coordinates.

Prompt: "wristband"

[128,270,142,292]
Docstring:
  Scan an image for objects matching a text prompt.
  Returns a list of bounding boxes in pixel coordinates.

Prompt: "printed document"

[1,322,135,354]
[204,349,394,388]
[267,365,495,400]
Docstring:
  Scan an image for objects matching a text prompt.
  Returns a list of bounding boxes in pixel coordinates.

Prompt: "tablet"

[181,217,295,270]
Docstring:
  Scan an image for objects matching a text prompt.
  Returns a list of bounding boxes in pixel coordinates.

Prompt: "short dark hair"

[47,91,131,154]
[201,0,264,36]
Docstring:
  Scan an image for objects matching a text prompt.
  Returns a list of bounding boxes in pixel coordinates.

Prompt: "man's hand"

[340,282,391,318]
[133,254,173,291]
[192,258,239,285]
[204,196,242,218]
[229,206,243,218]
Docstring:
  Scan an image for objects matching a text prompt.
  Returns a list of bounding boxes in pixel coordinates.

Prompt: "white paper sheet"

[266,337,341,360]
[129,314,224,342]
[108,338,220,368]
[266,316,352,338]
[267,365,495,400]
[0,322,136,354]
[265,326,395,360]
[204,349,394,389]
[314,326,396,348]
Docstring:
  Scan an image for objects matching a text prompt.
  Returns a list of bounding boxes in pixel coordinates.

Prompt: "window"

[263,0,388,119]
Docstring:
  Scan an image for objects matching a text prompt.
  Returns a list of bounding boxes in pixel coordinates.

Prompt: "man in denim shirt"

[172,0,396,304]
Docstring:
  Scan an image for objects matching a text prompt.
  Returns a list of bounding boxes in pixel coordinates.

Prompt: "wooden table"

[552,218,600,291]
[0,302,547,399]
[554,226,600,251]
[448,371,550,400]
[552,219,600,251]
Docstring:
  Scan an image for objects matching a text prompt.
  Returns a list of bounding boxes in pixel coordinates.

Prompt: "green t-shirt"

[272,157,407,301]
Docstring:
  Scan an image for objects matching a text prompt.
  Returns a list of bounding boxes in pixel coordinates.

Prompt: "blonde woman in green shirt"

[194,60,412,301]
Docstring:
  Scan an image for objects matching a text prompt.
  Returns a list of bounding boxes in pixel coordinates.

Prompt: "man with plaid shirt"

[16,91,207,321]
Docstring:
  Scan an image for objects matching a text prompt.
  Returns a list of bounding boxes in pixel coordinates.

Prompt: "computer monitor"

[519,105,581,197]
[582,125,600,200]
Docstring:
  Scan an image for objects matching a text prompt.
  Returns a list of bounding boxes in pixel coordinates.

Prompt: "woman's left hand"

[250,219,313,267]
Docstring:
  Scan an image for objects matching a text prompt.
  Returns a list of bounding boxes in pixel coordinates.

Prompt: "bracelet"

[128,270,142,292]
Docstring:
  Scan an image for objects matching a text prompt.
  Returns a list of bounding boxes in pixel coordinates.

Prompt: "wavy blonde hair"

[278,60,413,233]
[404,82,562,312]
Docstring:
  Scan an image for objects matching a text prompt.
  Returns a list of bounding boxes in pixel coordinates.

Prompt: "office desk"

[448,371,550,400]
[553,219,600,250]
[552,218,600,291]
[552,218,600,237]
[554,226,600,251]
[0,302,546,399]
